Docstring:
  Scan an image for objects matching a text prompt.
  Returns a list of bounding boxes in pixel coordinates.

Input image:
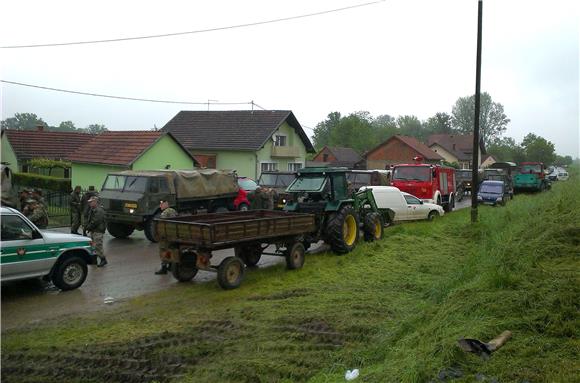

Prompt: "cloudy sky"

[1,0,578,157]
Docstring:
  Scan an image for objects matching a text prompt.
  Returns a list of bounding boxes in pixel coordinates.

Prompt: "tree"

[451,92,510,146]
[86,124,108,134]
[423,112,455,135]
[487,136,525,163]
[55,121,78,131]
[0,113,47,130]
[553,154,573,166]
[312,112,341,149]
[521,133,555,165]
[396,115,424,139]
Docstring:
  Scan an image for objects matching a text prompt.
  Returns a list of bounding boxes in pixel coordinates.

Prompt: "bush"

[12,172,71,193]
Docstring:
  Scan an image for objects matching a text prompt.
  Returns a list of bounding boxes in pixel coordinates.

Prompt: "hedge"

[13,172,72,193]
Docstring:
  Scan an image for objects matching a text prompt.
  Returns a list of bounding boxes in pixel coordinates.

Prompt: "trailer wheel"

[326,205,359,254]
[363,212,384,242]
[107,222,135,239]
[217,257,245,289]
[171,263,198,282]
[235,244,262,267]
[285,242,305,270]
[213,206,229,213]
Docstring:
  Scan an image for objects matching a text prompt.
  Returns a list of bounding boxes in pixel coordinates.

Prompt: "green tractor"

[284,167,394,254]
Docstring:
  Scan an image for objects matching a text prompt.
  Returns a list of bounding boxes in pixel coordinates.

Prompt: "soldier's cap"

[88,196,99,202]
[160,200,167,204]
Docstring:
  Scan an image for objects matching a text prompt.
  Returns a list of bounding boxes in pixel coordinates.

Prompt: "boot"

[155,263,168,275]
[97,258,108,267]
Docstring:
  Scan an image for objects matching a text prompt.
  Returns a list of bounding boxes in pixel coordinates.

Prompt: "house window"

[288,163,303,172]
[261,162,278,172]
[322,153,329,162]
[274,135,287,147]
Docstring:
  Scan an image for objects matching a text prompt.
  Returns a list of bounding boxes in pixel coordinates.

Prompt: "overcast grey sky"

[1,0,578,157]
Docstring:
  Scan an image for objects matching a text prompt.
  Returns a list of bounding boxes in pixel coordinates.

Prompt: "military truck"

[100,169,249,242]
[257,171,296,209]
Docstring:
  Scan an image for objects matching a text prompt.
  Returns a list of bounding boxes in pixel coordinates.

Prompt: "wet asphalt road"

[1,199,471,331]
[1,229,288,331]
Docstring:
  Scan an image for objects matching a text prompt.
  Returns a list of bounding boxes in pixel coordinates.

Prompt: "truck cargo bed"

[156,210,316,249]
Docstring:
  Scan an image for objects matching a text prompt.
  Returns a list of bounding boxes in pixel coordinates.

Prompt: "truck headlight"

[129,209,135,214]
[282,199,287,204]
[496,197,503,202]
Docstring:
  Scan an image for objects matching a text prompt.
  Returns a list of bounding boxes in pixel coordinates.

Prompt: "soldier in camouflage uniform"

[85,196,108,267]
[81,186,98,236]
[24,199,49,229]
[155,200,178,275]
[70,186,82,235]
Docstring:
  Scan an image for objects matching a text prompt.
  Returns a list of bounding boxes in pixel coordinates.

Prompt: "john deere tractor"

[284,167,394,254]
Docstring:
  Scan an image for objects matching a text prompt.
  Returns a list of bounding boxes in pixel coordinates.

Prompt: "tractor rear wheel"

[326,205,359,254]
[363,212,384,242]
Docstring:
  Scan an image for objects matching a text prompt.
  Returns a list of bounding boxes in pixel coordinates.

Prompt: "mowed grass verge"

[2,176,579,383]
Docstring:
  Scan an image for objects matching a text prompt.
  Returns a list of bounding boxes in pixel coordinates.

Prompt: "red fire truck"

[391,157,457,212]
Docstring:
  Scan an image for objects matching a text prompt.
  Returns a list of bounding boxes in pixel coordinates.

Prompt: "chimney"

[37,125,44,132]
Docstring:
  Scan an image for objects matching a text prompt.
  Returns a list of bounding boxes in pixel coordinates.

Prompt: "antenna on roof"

[251,100,254,113]
[207,99,218,111]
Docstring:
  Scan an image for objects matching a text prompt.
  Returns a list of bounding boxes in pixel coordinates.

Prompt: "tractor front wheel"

[326,205,359,254]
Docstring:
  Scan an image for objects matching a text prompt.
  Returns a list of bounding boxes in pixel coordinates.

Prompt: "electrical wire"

[1,79,258,106]
[1,0,385,49]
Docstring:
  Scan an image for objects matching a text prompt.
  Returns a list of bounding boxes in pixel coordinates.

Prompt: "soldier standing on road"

[155,200,177,275]
[81,186,98,235]
[70,186,82,235]
[24,199,49,229]
[85,196,108,267]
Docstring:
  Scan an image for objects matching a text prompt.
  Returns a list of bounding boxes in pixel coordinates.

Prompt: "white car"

[557,171,569,181]
[361,186,445,221]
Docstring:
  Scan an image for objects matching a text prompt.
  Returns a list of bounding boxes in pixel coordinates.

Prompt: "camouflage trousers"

[90,232,105,261]
[71,210,81,233]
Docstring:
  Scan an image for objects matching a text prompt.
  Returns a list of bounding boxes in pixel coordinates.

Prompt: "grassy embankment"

[2,173,579,383]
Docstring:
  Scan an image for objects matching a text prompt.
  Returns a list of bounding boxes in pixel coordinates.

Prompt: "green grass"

[2,174,579,383]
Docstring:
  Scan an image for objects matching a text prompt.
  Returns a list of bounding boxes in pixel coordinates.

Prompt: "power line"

[1,79,259,106]
[1,1,385,49]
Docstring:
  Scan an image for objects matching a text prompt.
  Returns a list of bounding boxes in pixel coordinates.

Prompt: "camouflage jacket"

[160,207,178,219]
[85,206,106,233]
[70,191,81,212]
[28,205,49,229]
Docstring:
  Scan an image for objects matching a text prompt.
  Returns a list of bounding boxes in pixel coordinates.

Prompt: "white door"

[403,194,427,220]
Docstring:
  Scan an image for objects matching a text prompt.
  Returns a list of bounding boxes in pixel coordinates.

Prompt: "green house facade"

[162,110,315,179]
[68,131,197,190]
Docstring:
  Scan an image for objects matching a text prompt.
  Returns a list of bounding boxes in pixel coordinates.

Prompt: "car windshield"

[102,175,148,192]
[288,175,327,192]
[392,166,431,181]
[520,164,542,173]
[480,183,502,193]
[456,170,471,180]
[238,178,259,191]
[259,174,294,188]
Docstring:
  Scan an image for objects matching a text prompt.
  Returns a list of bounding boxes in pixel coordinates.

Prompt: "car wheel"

[428,211,439,221]
[52,256,88,291]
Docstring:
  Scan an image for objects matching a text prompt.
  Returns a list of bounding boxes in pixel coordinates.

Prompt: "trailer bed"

[156,210,316,249]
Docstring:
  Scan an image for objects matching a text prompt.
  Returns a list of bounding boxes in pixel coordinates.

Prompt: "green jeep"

[1,206,97,290]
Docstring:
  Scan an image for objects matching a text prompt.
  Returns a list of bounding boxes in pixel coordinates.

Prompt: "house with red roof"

[427,134,485,169]
[310,146,363,169]
[1,127,92,177]
[67,131,197,190]
[362,135,444,169]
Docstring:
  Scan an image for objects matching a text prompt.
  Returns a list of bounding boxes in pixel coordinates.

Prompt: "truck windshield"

[480,183,502,193]
[259,174,294,188]
[102,175,148,192]
[392,166,431,182]
[520,164,542,173]
[288,176,327,192]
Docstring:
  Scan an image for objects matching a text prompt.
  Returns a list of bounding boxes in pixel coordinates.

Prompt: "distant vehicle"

[514,162,549,192]
[362,186,444,221]
[100,169,250,242]
[346,169,391,191]
[391,157,456,212]
[477,180,509,206]
[485,162,517,199]
[257,171,295,209]
[455,169,473,202]
[1,206,97,290]
[557,171,569,181]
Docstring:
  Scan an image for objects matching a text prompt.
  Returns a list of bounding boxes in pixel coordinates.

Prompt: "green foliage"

[12,172,71,192]
[1,112,107,134]
[28,158,72,169]
[451,92,510,146]
[521,133,556,165]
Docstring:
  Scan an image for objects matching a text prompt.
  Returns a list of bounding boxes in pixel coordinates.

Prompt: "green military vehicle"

[284,167,394,253]
[100,169,247,242]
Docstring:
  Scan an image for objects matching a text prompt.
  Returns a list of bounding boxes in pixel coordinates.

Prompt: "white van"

[361,186,445,221]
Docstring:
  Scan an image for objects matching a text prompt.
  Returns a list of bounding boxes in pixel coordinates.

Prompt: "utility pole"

[207,99,218,111]
[471,0,483,223]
